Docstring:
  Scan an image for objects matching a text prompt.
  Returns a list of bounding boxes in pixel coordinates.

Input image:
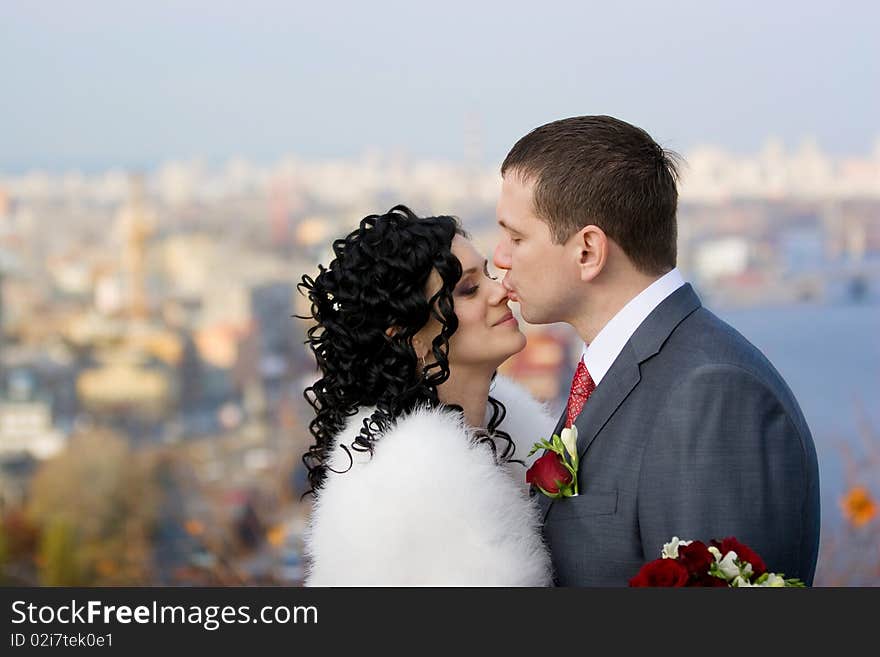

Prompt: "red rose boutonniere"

[525,426,579,498]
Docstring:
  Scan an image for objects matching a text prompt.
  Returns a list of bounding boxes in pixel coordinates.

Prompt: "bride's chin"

[473,335,528,370]
[502,335,528,360]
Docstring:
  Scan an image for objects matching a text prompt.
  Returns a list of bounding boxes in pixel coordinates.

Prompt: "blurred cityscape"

[0,136,878,586]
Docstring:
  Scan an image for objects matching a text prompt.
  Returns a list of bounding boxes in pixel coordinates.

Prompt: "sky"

[1,0,878,171]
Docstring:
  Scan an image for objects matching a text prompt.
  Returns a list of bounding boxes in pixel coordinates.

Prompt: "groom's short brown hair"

[501,115,681,275]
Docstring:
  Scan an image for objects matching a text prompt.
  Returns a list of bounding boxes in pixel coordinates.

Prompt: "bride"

[298,205,554,586]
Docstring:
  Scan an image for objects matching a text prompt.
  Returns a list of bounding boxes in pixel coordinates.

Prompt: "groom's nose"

[493,240,511,271]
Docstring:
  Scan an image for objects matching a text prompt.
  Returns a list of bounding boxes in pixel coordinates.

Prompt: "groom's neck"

[572,266,663,345]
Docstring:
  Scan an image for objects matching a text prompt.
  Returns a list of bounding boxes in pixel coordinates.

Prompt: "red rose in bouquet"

[629,535,804,587]
[677,541,714,576]
[629,558,690,587]
[690,572,729,587]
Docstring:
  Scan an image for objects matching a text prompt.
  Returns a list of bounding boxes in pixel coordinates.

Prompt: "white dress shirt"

[581,268,686,386]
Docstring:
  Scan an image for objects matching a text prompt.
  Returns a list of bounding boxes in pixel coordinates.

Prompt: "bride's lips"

[492,312,517,327]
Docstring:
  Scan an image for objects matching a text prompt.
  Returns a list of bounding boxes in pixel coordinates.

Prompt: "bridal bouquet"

[629,536,806,587]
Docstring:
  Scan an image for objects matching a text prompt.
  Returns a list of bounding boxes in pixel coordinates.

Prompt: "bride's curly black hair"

[297,205,517,496]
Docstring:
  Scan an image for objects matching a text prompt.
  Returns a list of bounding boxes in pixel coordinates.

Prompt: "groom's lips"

[502,276,517,300]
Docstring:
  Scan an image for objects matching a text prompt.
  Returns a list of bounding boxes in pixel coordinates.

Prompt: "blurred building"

[250,282,296,403]
[498,327,572,407]
[0,399,65,460]
[0,396,65,510]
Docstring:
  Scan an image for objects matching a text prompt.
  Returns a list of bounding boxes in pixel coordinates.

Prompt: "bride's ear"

[410,337,432,366]
[387,326,429,363]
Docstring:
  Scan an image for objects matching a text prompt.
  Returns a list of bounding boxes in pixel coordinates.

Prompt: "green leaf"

[535,484,563,499]
[709,562,732,581]
[528,440,558,457]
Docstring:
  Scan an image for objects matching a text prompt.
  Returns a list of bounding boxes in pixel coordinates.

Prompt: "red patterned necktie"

[565,360,596,428]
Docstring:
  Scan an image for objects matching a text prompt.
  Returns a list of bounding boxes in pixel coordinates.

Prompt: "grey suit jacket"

[535,284,820,586]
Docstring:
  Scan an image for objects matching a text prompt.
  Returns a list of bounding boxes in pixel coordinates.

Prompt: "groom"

[493,115,820,586]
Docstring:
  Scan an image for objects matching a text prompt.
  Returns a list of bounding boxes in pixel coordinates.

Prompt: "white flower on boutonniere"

[661,536,694,560]
[560,426,577,462]
[526,425,580,498]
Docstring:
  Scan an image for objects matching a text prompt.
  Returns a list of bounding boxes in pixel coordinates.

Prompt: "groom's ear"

[576,225,608,282]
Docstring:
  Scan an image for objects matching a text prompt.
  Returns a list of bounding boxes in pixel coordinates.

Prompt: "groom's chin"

[519,304,563,327]
[516,306,542,326]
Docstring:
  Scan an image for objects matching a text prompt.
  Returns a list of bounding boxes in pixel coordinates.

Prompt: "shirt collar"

[581,268,685,386]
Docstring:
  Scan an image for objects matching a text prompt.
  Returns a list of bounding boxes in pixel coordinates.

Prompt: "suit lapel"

[535,481,555,518]
[572,283,702,458]
[573,343,640,460]
[534,348,640,521]
[535,284,703,523]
